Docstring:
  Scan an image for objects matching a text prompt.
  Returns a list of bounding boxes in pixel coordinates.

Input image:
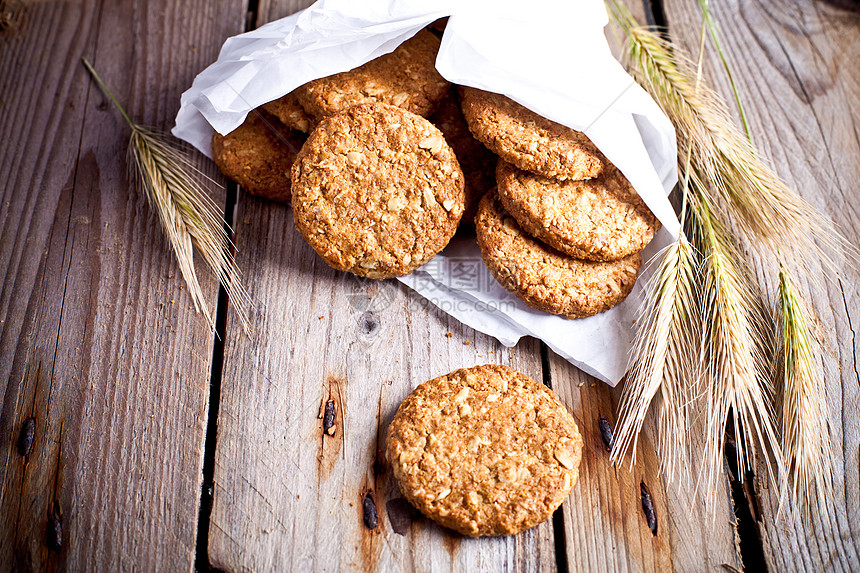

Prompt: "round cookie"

[262,90,314,133]
[211,109,306,202]
[430,88,496,227]
[496,160,660,261]
[385,364,583,537]
[460,87,604,181]
[475,191,641,318]
[291,103,465,279]
[295,29,449,121]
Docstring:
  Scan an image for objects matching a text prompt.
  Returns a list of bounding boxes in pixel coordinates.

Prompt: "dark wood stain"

[640,483,658,536]
[17,417,35,457]
[819,0,860,13]
[316,377,345,481]
[46,509,62,553]
[362,491,378,530]
[442,528,461,560]
[322,399,336,436]
[598,417,613,451]
[357,484,382,573]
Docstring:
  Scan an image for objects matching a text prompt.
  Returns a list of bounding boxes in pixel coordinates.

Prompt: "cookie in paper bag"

[460,87,604,181]
[430,88,497,227]
[262,90,314,133]
[211,109,306,203]
[475,190,640,318]
[496,159,660,261]
[295,29,450,121]
[291,103,464,279]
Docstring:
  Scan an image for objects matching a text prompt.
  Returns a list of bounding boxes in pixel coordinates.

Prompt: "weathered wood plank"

[659,0,860,570]
[210,201,552,572]
[0,0,245,569]
[207,2,555,572]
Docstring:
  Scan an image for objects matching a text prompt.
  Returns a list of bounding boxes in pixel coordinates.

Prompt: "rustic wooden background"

[0,0,857,571]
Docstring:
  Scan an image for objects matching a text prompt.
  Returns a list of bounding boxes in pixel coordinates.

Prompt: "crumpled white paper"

[173,0,679,385]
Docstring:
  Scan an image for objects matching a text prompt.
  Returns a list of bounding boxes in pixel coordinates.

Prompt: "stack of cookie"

[460,88,660,318]
[210,24,659,317]
[211,28,499,280]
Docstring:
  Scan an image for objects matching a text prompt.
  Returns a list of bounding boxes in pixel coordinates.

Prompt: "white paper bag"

[173,0,679,385]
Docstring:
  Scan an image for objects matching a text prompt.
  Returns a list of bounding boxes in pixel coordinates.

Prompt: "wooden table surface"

[2,0,859,570]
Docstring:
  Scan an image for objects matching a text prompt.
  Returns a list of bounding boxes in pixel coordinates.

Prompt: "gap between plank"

[194,181,237,573]
[542,343,572,573]
[194,2,259,570]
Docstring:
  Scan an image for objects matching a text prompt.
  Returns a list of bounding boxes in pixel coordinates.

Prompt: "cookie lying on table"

[386,364,583,537]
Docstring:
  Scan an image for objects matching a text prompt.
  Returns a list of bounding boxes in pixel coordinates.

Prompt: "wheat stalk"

[776,263,833,512]
[691,188,782,490]
[83,58,251,333]
[695,0,835,512]
[610,7,707,484]
[612,229,699,482]
[608,1,851,272]
[606,2,846,509]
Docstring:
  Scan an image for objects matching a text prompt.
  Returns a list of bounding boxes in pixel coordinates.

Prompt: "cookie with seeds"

[262,90,314,133]
[295,29,449,121]
[496,160,660,261]
[385,364,582,537]
[460,87,604,181]
[211,109,306,202]
[291,103,464,279]
[430,88,496,227]
[475,191,641,318]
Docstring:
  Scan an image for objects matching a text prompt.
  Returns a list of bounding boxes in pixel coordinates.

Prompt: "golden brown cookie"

[211,109,306,202]
[475,191,641,318]
[430,88,497,227]
[262,90,314,133]
[291,103,464,279]
[385,364,582,537]
[295,30,449,121]
[460,87,604,181]
[496,160,660,261]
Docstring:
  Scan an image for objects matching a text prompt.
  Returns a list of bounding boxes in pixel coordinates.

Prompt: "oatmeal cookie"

[430,88,497,227]
[385,364,582,537]
[475,191,641,318]
[291,103,464,278]
[496,160,660,261]
[211,109,306,202]
[262,90,314,133]
[295,29,449,121]
[460,87,603,181]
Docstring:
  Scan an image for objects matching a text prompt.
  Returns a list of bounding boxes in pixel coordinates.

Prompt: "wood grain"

[0,0,244,570]
[659,0,860,570]
[209,199,553,572]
